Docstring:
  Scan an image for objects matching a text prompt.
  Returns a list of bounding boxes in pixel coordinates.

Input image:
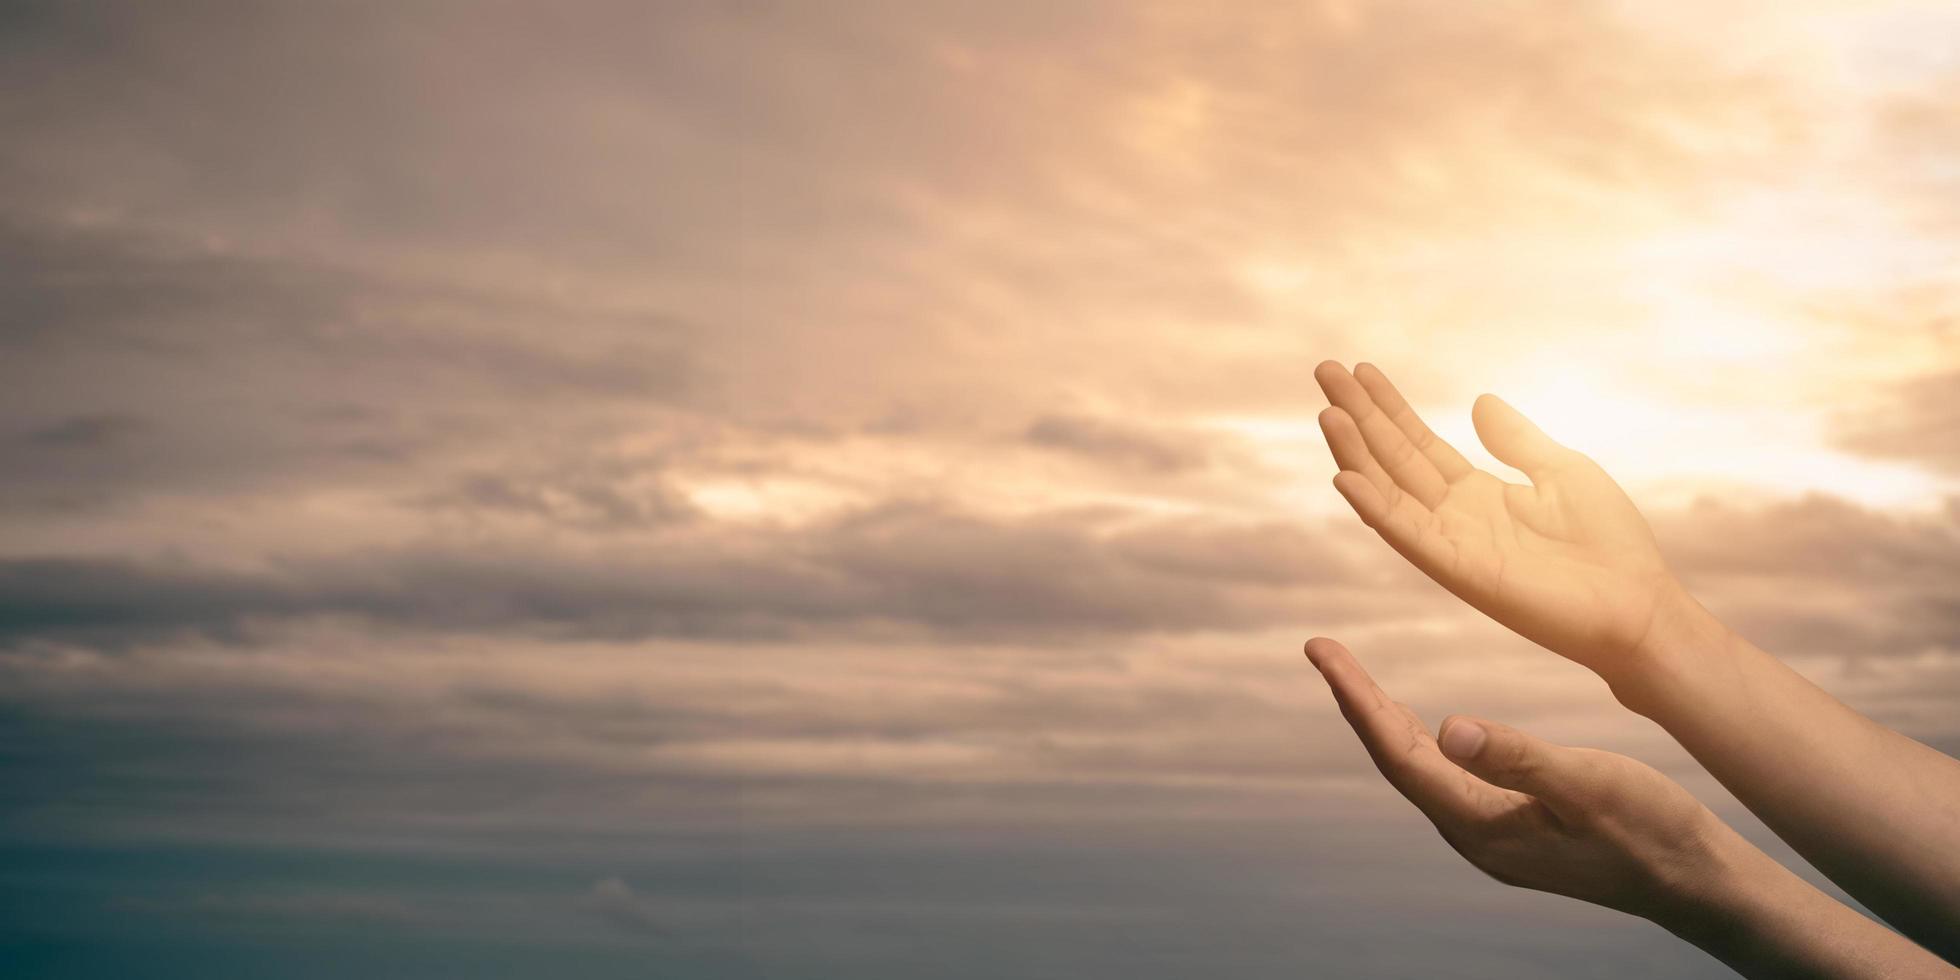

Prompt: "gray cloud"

[18,412,146,449]
[410,470,699,530]
[1832,367,1960,474]
[1658,493,1960,658]
[0,211,697,517]
[0,503,1379,647]
[1025,413,1217,473]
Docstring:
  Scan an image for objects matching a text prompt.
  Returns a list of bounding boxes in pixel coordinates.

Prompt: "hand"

[1313,361,1684,683]
[1303,636,1960,979]
[1302,636,1728,925]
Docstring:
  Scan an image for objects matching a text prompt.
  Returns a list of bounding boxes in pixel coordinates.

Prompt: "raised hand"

[1301,636,1718,920]
[1313,361,1684,685]
[1302,637,1960,980]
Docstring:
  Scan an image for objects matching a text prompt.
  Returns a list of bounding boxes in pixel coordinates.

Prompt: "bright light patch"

[679,476,860,525]
[1468,372,1950,510]
[1210,368,1952,517]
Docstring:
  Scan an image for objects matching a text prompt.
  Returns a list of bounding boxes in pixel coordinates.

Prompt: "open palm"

[1304,637,1727,924]
[1313,361,1678,678]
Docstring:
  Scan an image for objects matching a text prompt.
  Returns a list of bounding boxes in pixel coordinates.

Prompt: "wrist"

[1643,829,1937,980]
[1606,579,1734,718]
[1649,836,1791,964]
[1642,810,1823,956]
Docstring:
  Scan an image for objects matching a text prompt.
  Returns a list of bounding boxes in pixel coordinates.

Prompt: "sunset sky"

[5,2,1960,976]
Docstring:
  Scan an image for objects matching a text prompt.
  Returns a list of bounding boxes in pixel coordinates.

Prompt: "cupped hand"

[1302,636,1730,923]
[1313,361,1683,682]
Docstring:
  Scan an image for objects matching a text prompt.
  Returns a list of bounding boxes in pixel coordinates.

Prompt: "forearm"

[1657,833,1957,980]
[1613,587,1960,960]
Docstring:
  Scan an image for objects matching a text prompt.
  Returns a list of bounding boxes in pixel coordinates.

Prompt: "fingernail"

[1439,719,1487,760]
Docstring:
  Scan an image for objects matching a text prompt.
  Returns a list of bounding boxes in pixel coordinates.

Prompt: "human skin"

[1312,360,1960,962]
[1304,637,1958,980]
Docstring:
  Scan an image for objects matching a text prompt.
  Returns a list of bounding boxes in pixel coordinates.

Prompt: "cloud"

[0,211,696,517]
[1873,74,1960,235]
[18,413,145,449]
[410,470,700,530]
[584,878,665,934]
[0,0,1810,445]
[1025,413,1217,473]
[1657,493,1960,659]
[0,502,1385,648]
[1832,367,1960,475]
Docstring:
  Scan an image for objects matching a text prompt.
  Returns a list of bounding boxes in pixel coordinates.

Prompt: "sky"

[4,1,1960,976]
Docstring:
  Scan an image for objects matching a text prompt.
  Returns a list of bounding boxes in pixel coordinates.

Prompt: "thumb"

[1438,715,1588,811]
[1472,394,1574,476]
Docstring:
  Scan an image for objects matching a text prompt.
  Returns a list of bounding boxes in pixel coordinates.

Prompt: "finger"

[1319,407,1402,505]
[1315,361,1450,508]
[1472,394,1579,479]
[1353,363,1473,482]
[1333,472,1459,582]
[1331,470,1390,527]
[1304,638,1487,827]
[1437,714,1594,819]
